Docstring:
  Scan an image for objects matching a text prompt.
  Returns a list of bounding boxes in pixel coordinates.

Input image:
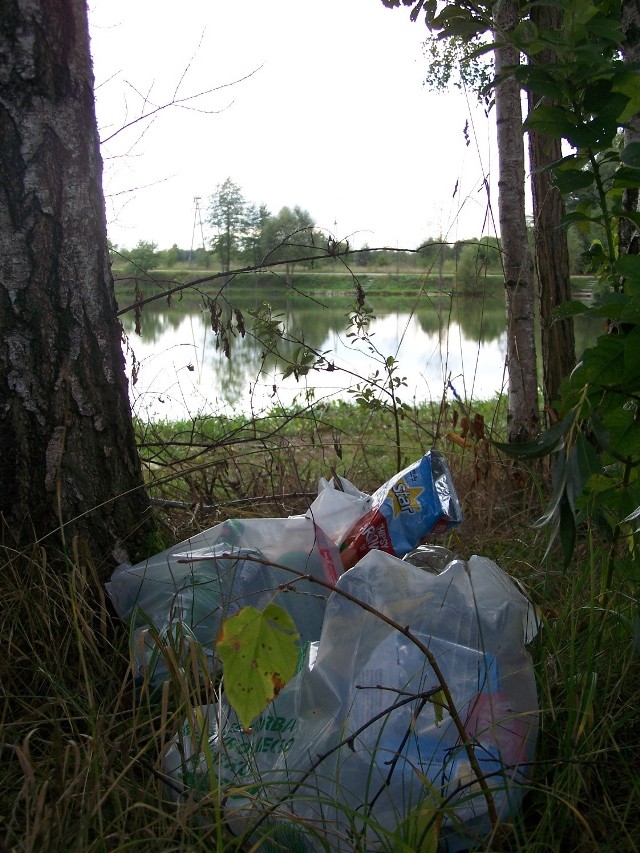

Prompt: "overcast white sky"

[88,0,498,252]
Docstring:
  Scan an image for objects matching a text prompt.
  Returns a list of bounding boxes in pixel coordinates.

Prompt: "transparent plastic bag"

[305,474,372,545]
[106,516,342,686]
[164,550,539,851]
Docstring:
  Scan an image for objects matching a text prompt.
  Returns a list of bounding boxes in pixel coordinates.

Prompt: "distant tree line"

[206,178,321,284]
[109,176,592,286]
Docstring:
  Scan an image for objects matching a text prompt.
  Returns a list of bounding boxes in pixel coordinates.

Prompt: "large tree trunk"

[528,4,576,416]
[0,0,151,570]
[494,0,540,442]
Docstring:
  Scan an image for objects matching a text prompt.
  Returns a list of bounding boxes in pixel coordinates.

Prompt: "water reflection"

[120,292,601,421]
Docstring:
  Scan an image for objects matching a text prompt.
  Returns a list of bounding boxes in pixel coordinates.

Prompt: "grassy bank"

[112,269,455,307]
[2,397,638,851]
[113,268,596,312]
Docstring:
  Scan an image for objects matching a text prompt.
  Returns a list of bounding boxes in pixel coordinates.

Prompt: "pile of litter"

[107,451,539,851]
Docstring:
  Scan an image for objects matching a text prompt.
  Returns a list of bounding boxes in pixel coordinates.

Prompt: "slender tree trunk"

[494,0,540,441]
[0,0,151,570]
[620,0,640,259]
[528,4,576,416]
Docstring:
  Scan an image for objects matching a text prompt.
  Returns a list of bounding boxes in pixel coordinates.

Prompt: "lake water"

[120,291,601,421]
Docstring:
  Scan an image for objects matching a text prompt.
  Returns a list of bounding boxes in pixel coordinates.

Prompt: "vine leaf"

[493,410,576,460]
[552,299,590,320]
[217,604,300,729]
[621,140,640,168]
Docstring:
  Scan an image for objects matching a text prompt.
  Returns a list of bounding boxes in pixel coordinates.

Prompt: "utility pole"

[188,196,202,267]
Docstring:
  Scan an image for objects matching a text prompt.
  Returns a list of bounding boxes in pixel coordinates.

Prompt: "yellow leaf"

[217,604,299,729]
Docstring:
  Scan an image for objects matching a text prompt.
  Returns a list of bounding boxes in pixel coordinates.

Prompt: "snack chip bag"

[339,450,462,569]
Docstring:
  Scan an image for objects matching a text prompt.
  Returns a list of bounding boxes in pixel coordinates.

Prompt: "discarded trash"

[108,451,537,848]
[106,516,341,686]
[163,551,539,851]
[108,452,460,686]
[402,543,457,573]
[304,451,462,562]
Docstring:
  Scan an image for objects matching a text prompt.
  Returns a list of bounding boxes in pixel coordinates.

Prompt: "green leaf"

[611,166,640,190]
[494,410,576,460]
[466,40,497,61]
[621,141,640,168]
[565,432,602,512]
[623,504,640,524]
[566,117,620,150]
[439,18,488,39]
[552,299,591,320]
[217,604,300,729]
[611,72,640,122]
[587,292,628,319]
[552,168,595,193]
[524,105,577,138]
[514,67,566,98]
[431,688,446,727]
[619,211,640,232]
[600,405,640,459]
[581,335,625,386]
[558,211,597,230]
[614,254,640,281]
[513,19,539,47]
[559,496,577,567]
[586,16,623,41]
[533,450,568,530]
[584,471,640,530]
[604,301,640,322]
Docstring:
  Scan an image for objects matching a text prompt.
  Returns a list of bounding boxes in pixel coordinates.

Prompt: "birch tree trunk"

[494,0,540,442]
[0,0,151,570]
[528,3,576,416]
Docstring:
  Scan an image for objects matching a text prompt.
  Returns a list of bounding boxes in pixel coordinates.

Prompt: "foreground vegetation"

[2,397,639,851]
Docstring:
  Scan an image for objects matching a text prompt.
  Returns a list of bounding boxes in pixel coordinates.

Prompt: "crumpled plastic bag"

[163,551,539,851]
[306,450,462,569]
[305,473,372,546]
[106,516,341,686]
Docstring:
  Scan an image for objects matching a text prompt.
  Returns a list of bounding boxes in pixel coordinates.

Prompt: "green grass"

[2,396,639,851]
[133,397,507,526]
[113,267,596,314]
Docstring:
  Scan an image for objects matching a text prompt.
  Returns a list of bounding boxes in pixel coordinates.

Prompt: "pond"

[120,289,602,421]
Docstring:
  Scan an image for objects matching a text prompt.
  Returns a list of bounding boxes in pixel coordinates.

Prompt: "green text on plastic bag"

[217,604,300,729]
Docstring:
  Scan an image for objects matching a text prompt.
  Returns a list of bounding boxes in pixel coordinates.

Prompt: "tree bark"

[0,0,151,570]
[527,3,576,416]
[620,0,640,259]
[494,0,540,442]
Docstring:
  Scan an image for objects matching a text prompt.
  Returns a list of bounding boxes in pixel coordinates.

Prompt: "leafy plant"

[487,0,640,589]
[347,300,412,470]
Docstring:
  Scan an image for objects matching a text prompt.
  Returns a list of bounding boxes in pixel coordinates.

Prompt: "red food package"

[339,450,462,569]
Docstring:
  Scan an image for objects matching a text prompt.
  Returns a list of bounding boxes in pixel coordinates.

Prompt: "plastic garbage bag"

[163,550,539,851]
[106,516,342,686]
[307,450,462,569]
[305,473,372,546]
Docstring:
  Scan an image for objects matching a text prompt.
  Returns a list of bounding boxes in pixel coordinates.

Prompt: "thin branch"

[100,67,263,145]
[148,492,317,514]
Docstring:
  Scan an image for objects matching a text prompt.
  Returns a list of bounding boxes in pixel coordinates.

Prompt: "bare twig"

[100,67,263,145]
